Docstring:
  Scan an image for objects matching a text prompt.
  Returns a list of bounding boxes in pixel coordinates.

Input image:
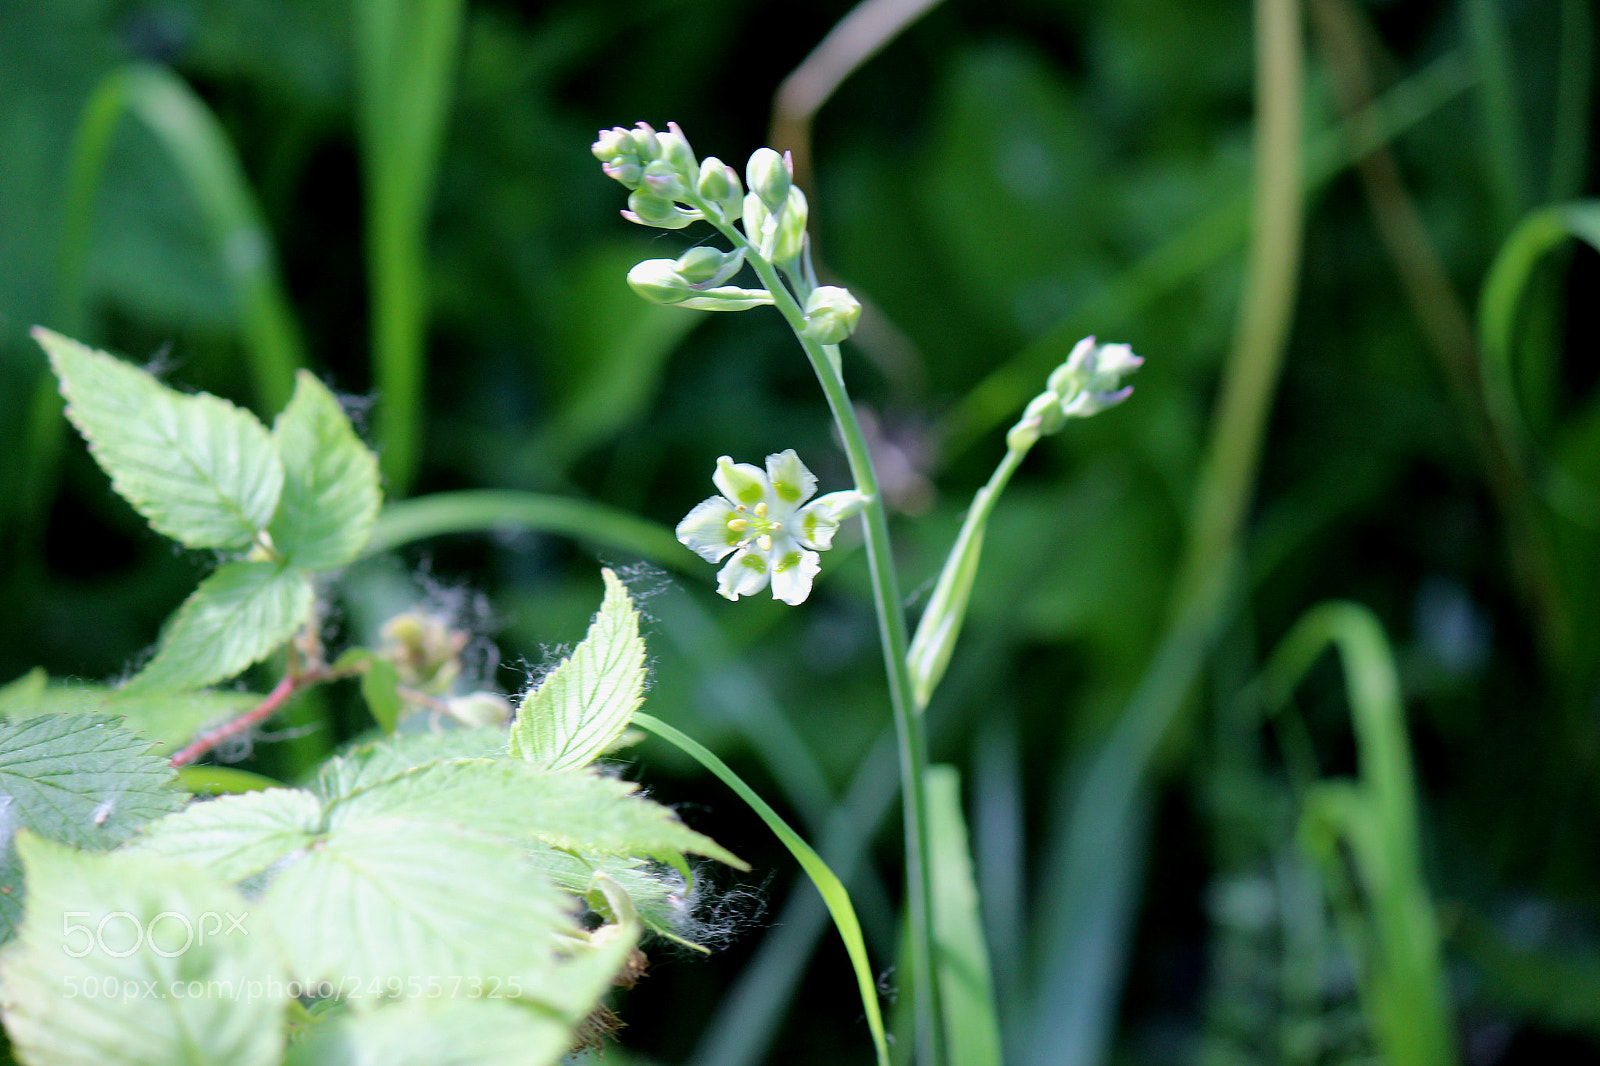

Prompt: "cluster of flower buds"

[626,246,774,311]
[1006,336,1143,450]
[594,121,861,345]
[592,121,743,228]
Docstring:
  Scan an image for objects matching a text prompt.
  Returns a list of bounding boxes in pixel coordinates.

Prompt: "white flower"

[676,450,862,605]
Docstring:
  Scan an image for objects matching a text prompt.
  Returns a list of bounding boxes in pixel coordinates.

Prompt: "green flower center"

[726,500,784,551]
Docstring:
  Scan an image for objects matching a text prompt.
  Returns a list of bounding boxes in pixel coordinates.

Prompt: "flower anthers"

[676,450,863,605]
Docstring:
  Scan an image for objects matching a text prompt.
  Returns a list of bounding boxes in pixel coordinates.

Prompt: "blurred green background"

[1,0,1596,1063]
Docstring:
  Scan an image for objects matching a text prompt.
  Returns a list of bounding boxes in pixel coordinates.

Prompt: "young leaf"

[125,788,325,882]
[509,568,645,771]
[268,370,382,570]
[325,757,746,871]
[0,835,286,1066]
[36,327,284,550]
[260,815,574,988]
[0,714,186,940]
[123,560,314,693]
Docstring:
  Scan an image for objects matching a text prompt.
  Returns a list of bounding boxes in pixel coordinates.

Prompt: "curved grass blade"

[1260,601,1457,1066]
[1478,201,1600,528]
[363,489,684,565]
[633,711,891,1066]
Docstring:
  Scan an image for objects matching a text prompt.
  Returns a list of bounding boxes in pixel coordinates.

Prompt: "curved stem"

[709,213,943,1066]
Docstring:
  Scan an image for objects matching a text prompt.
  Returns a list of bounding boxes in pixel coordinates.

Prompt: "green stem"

[906,444,1026,710]
[709,213,943,1066]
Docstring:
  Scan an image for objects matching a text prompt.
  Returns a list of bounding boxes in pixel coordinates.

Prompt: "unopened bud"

[771,186,808,263]
[657,121,697,174]
[630,121,661,161]
[697,157,743,222]
[746,147,792,212]
[801,285,861,344]
[623,190,697,229]
[674,246,745,287]
[640,159,688,201]
[627,257,772,311]
[1046,336,1143,420]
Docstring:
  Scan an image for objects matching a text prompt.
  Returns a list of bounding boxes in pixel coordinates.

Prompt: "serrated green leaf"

[0,835,286,1066]
[0,675,259,754]
[311,729,509,801]
[283,997,575,1066]
[124,561,314,693]
[0,715,186,940]
[125,788,324,882]
[509,569,644,771]
[260,816,574,989]
[36,327,284,550]
[327,758,746,871]
[268,371,382,570]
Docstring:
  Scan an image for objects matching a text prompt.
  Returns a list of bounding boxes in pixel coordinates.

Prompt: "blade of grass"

[633,711,891,1066]
[1262,602,1457,1066]
[1465,0,1529,228]
[925,765,1002,1066]
[354,0,466,495]
[363,489,684,565]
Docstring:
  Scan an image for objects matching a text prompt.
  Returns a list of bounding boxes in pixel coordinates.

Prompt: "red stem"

[168,674,303,768]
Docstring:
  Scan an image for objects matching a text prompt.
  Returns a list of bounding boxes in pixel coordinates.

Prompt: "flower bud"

[674,245,746,287]
[1046,336,1143,420]
[627,258,772,311]
[640,158,688,201]
[629,121,661,161]
[593,127,645,189]
[801,285,861,344]
[626,258,692,304]
[622,190,698,229]
[657,121,697,174]
[746,147,792,212]
[697,157,743,222]
[771,186,808,263]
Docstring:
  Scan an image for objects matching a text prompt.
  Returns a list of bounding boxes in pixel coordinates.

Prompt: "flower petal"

[714,456,769,507]
[795,490,863,550]
[764,449,817,509]
[717,549,771,601]
[769,548,821,605]
[676,496,743,562]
